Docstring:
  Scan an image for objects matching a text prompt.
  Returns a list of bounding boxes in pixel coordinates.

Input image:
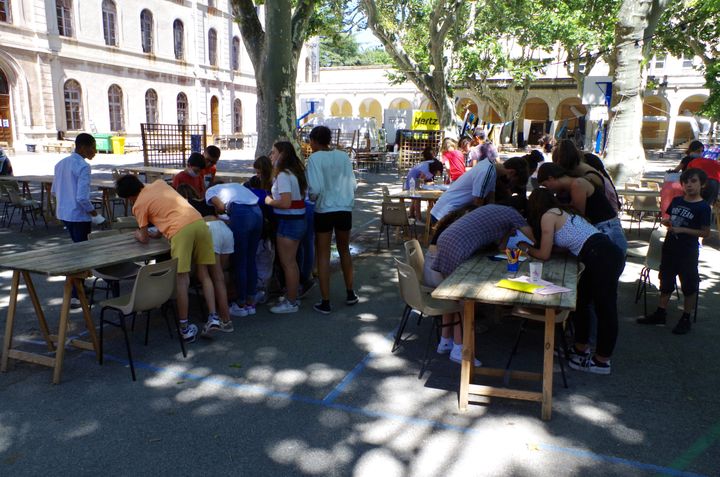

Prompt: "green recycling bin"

[111,136,125,154]
[93,134,112,153]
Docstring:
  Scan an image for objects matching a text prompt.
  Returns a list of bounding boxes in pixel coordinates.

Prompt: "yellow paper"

[495,279,543,293]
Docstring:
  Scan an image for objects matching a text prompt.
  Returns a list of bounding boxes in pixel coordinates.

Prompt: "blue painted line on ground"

[322,352,375,403]
[12,337,710,477]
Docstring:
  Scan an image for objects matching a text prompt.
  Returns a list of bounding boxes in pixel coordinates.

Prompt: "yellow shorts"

[170,219,216,273]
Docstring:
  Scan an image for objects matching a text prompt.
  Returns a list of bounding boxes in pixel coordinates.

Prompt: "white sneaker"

[181,324,198,343]
[449,344,482,367]
[255,290,268,304]
[436,338,454,354]
[219,320,234,333]
[229,302,248,317]
[245,304,256,315]
[70,297,82,308]
[270,300,299,314]
[201,313,221,337]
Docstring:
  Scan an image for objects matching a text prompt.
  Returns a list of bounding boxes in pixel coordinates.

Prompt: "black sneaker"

[637,309,666,325]
[313,301,332,315]
[346,290,359,306]
[672,314,692,335]
[568,355,611,375]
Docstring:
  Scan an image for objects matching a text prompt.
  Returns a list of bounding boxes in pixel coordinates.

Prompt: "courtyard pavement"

[0,149,717,476]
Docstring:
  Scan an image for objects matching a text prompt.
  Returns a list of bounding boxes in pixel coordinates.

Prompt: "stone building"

[0,0,257,149]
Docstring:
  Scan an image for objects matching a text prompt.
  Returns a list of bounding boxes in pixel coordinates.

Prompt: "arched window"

[231,36,240,71]
[233,99,242,133]
[56,0,73,37]
[145,89,158,124]
[173,19,184,60]
[108,84,124,131]
[1,0,12,23]
[177,92,188,125]
[140,9,153,53]
[101,0,117,46]
[208,28,217,66]
[63,79,83,131]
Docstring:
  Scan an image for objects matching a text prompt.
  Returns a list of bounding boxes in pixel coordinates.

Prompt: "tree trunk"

[254,2,298,155]
[233,0,315,156]
[604,0,669,184]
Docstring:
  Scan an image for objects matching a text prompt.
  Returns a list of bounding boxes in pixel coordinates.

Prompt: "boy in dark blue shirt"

[638,168,711,334]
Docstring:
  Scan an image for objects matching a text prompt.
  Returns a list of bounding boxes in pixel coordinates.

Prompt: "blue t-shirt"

[664,196,711,253]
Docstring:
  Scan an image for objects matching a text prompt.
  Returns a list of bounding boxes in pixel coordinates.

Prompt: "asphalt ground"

[0,149,718,476]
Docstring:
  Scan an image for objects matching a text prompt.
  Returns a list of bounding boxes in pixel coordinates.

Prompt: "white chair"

[627,182,661,233]
[394,258,461,377]
[99,258,184,381]
[88,230,141,308]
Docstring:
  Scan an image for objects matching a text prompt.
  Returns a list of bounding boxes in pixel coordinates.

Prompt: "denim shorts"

[276,216,307,241]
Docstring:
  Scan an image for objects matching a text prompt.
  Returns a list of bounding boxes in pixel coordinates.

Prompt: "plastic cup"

[529,261,543,283]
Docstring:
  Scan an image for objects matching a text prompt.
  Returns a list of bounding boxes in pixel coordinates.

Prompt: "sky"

[354,28,382,49]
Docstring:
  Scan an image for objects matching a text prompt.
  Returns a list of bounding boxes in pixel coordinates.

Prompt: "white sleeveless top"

[553,212,599,256]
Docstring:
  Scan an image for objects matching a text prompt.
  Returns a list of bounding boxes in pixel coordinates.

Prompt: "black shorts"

[314,211,352,233]
[659,248,700,295]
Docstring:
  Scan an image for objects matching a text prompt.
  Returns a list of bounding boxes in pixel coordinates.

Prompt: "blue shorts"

[276,216,307,241]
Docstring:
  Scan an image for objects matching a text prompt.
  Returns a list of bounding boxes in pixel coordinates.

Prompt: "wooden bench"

[42,142,74,153]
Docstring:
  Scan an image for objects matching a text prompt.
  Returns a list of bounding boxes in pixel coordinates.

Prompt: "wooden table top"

[617,188,661,197]
[390,189,445,200]
[0,233,169,276]
[432,253,578,311]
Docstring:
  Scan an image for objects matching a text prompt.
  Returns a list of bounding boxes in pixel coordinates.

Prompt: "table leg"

[22,271,55,352]
[424,200,435,245]
[73,276,99,360]
[52,278,74,384]
[541,309,556,420]
[1,271,21,372]
[459,300,475,411]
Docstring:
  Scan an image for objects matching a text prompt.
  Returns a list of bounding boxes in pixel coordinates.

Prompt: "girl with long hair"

[537,162,627,255]
[520,188,624,375]
[265,141,308,313]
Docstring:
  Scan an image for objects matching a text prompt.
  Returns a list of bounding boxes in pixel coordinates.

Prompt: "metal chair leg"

[118,313,137,381]
[392,304,412,352]
[144,311,151,346]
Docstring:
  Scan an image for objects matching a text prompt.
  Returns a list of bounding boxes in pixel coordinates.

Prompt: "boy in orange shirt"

[116,175,219,342]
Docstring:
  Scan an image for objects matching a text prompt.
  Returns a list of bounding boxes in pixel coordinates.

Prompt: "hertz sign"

[411,111,440,130]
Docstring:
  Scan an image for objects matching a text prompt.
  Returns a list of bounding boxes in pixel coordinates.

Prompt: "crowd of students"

[111,126,360,343]
[409,132,713,375]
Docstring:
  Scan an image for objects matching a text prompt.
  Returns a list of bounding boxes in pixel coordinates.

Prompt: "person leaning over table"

[537,162,627,256]
[428,204,535,366]
[176,184,234,335]
[519,188,624,375]
[205,182,263,318]
[671,140,704,173]
[116,175,219,343]
[172,152,206,196]
[404,147,443,221]
[51,133,101,307]
[430,156,529,223]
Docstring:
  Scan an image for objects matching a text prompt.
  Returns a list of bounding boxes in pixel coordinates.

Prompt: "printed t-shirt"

[133,180,202,239]
[664,196,711,252]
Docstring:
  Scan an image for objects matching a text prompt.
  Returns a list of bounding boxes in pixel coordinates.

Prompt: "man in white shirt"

[431,158,497,222]
[51,133,99,305]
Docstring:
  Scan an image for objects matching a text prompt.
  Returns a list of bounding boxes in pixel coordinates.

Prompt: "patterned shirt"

[433,205,527,277]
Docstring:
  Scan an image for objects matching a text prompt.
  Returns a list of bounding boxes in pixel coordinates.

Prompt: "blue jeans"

[595,217,628,256]
[297,201,315,282]
[228,204,262,303]
[63,220,91,298]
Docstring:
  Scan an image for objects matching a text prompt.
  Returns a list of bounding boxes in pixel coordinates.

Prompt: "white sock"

[439,336,452,346]
[452,343,462,353]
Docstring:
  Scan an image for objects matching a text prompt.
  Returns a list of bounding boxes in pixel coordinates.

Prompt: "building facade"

[0,0,257,149]
[296,49,712,150]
